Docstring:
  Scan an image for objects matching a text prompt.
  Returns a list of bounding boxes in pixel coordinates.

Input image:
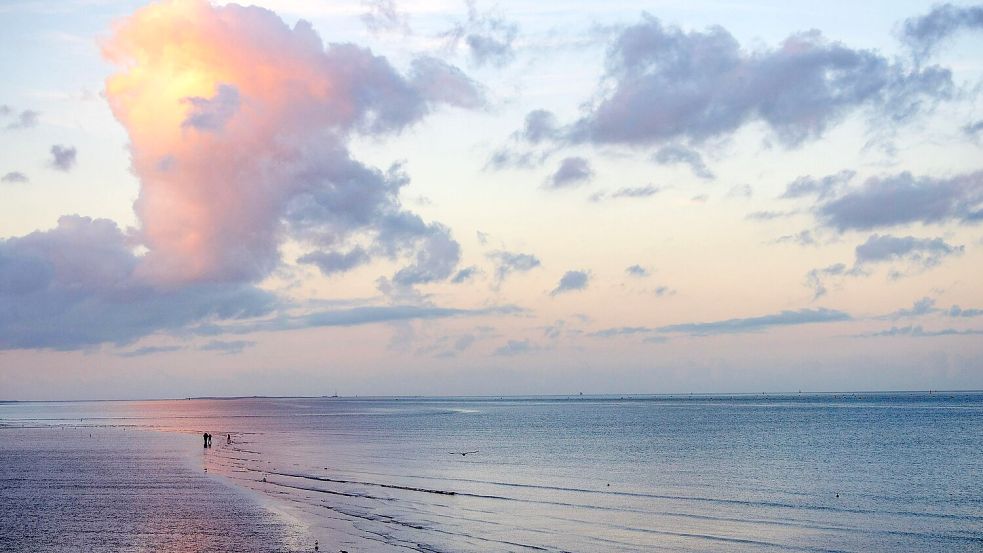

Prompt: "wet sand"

[0,424,303,553]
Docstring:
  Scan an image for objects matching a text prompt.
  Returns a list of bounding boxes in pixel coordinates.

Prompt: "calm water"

[1,393,981,552]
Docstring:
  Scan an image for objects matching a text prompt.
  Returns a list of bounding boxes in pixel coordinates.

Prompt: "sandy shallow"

[0,424,306,553]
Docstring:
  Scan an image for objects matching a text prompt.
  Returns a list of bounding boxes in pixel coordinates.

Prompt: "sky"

[1,0,982,400]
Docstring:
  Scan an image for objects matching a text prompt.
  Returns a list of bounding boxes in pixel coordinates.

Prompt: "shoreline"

[0,423,307,552]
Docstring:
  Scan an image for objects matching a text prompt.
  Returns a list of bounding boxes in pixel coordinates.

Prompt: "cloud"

[652,145,714,179]
[901,3,983,59]
[487,250,541,282]
[776,229,818,246]
[817,171,983,231]
[521,109,560,144]
[948,305,983,318]
[212,304,523,335]
[118,345,184,357]
[361,0,410,35]
[0,216,276,350]
[442,0,519,67]
[550,270,590,296]
[589,326,653,338]
[0,0,485,351]
[853,325,983,338]
[965,120,983,137]
[726,184,753,199]
[297,248,371,276]
[653,285,675,297]
[546,157,593,189]
[853,234,962,269]
[198,339,255,354]
[589,185,661,203]
[746,210,799,221]
[1,172,28,184]
[590,308,850,338]
[781,170,855,200]
[881,297,939,319]
[565,14,951,147]
[450,265,479,283]
[102,0,480,286]
[493,338,537,356]
[49,145,76,171]
[625,264,649,277]
[3,108,39,130]
[656,308,851,336]
[181,84,240,131]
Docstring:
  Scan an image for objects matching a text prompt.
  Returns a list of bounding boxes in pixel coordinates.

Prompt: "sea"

[1,393,981,552]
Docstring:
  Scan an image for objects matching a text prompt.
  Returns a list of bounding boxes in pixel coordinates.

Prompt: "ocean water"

[1,393,981,552]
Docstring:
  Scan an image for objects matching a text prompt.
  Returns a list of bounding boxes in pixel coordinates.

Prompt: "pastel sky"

[1,0,982,400]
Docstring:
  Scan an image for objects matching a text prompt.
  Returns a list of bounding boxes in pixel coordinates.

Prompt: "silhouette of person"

[227,433,232,445]
[203,432,208,448]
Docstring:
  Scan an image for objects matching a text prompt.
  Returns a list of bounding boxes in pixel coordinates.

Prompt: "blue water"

[1,393,981,552]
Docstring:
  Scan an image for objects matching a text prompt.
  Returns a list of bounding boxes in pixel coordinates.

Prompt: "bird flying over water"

[450,450,478,456]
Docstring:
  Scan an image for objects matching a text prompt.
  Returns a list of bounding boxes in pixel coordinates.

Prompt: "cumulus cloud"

[881,297,939,319]
[652,145,714,179]
[653,285,675,297]
[805,263,847,299]
[487,250,541,282]
[565,14,951,147]
[442,0,519,67]
[550,270,590,296]
[805,234,962,298]
[546,157,593,189]
[181,84,240,131]
[1,172,28,184]
[948,305,983,318]
[49,145,76,171]
[781,170,855,200]
[901,3,983,59]
[98,0,481,286]
[521,109,561,144]
[493,338,537,356]
[853,234,962,270]
[3,108,39,130]
[776,229,818,247]
[625,264,649,277]
[297,248,371,276]
[0,0,485,350]
[450,265,479,283]
[361,0,410,35]
[0,216,276,350]
[817,171,983,231]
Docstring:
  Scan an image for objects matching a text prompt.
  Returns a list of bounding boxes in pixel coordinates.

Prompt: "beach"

[1,394,982,552]
[0,423,301,553]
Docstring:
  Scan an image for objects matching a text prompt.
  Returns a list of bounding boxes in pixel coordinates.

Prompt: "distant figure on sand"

[203,432,208,448]
[227,434,232,445]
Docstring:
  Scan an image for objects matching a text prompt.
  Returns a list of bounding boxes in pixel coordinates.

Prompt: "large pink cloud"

[104,0,479,285]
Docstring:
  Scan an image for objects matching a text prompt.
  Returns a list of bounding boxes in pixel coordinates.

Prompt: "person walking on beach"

[227,433,232,445]
[203,432,208,448]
